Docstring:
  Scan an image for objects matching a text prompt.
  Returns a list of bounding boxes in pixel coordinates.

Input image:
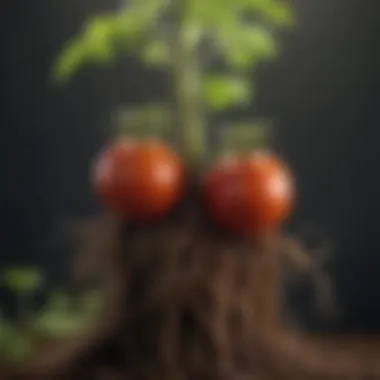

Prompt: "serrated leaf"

[1,267,44,293]
[202,75,252,110]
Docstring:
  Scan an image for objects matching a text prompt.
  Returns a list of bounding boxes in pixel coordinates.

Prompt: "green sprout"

[0,267,103,363]
[31,289,104,340]
[0,318,32,365]
[1,266,44,323]
[1,266,44,293]
[0,265,44,365]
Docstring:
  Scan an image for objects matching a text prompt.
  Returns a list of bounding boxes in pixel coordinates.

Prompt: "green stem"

[172,0,205,171]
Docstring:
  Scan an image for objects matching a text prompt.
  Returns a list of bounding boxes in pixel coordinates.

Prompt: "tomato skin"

[203,151,294,234]
[93,140,184,220]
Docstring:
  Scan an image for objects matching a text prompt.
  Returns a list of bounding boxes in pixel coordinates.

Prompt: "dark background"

[1,0,379,330]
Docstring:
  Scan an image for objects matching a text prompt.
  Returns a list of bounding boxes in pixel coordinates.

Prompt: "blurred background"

[0,0,379,331]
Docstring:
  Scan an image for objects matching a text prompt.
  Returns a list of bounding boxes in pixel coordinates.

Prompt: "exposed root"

[18,203,380,380]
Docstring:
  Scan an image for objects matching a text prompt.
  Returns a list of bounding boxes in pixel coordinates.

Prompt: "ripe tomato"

[93,140,184,220]
[203,151,294,235]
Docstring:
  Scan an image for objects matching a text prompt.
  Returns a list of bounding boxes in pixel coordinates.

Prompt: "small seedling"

[0,317,32,365]
[1,266,44,323]
[0,266,44,364]
[31,288,103,339]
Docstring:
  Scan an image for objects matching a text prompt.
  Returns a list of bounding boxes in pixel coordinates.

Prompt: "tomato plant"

[93,140,184,220]
[203,151,294,234]
[54,1,295,225]
[54,0,293,168]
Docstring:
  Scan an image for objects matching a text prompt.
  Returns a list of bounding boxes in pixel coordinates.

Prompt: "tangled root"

[20,198,380,380]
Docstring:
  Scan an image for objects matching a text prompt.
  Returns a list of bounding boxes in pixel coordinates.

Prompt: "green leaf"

[217,26,277,69]
[1,267,44,294]
[51,0,166,84]
[240,0,294,27]
[47,291,71,312]
[115,4,160,42]
[201,75,252,111]
[126,0,167,14]
[31,311,86,338]
[188,0,238,30]
[192,0,291,69]
[83,15,116,43]
[141,40,170,66]
[189,0,293,32]
[0,320,32,364]
[218,120,271,155]
[52,40,88,84]
[52,15,118,84]
[182,21,204,47]
[265,2,294,27]
[28,290,103,339]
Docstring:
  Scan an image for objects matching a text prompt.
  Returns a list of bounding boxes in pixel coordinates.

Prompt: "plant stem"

[172,0,205,172]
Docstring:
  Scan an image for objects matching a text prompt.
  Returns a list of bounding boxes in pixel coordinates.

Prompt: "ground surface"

[1,333,380,378]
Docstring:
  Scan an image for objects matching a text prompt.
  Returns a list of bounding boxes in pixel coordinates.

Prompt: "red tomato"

[92,140,184,220]
[203,151,294,234]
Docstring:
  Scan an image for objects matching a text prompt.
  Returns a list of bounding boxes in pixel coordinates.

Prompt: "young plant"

[0,266,44,364]
[0,319,32,365]
[1,266,44,323]
[53,0,293,164]
[31,289,103,339]
[53,0,294,233]
[0,264,103,364]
